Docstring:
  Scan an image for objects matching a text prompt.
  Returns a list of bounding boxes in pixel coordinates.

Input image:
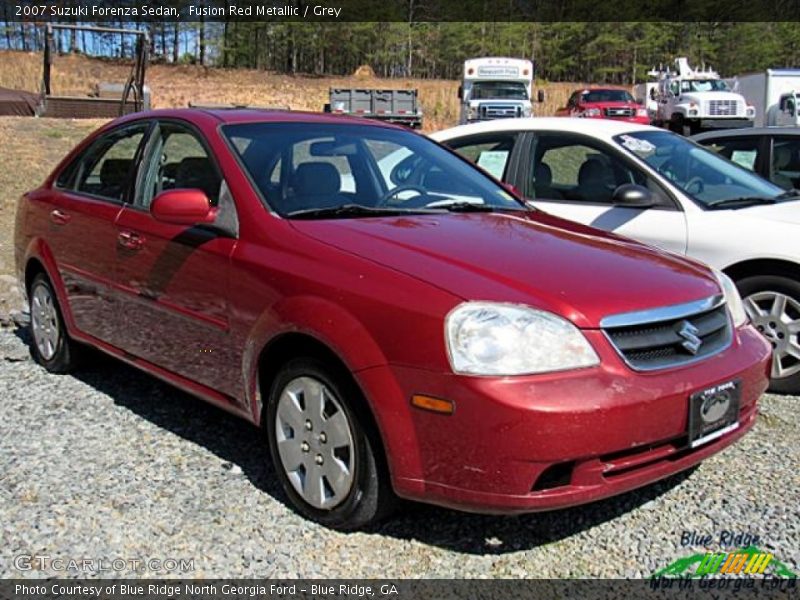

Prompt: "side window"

[446,134,517,180]
[771,137,800,190]
[670,81,680,96]
[531,134,667,206]
[74,124,149,202]
[139,122,222,209]
[702,137,761,172]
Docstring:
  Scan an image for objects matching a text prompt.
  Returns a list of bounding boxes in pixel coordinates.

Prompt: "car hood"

[740,200,800,225]
[584,101,640,109]
[290,211,719,328]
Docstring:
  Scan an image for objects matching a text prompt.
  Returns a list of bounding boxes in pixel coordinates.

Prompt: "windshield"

[614,131,785,207]
[223,122,525,217]
[680,79,729,93]
[582,90,635,103]
[470,81,529,100]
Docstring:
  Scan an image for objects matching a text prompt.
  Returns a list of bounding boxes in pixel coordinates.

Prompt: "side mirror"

[649,88,657,100]
[537,89,545,103]
[457,85,463,100]
[612,184,656,208]
[151,189,215,225]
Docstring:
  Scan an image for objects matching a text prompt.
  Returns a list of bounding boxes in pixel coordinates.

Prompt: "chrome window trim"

[599,294,725,329]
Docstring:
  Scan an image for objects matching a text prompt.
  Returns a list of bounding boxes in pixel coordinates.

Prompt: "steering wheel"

[685,176,705,195]
[377,184,432,208]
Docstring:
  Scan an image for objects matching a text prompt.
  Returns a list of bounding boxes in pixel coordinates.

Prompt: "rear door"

[113,120,240,396]
[520,131,689,254]
[46,121,150,346]
[697,135,768,179]
[769,135,800,190]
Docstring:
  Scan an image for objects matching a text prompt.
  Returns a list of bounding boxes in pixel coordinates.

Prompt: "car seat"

[290,162,344,210]
[577,158,616,203]
[532,163,563,200]
[175,157,221,203]
[99,159,133,200]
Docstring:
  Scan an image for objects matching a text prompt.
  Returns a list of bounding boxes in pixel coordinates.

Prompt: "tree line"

[2,20,800,82]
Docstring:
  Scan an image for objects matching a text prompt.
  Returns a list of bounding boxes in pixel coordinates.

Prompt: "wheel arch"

[723,258,800,285]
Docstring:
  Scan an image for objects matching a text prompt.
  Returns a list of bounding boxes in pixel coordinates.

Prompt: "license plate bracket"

[688,379,741,448]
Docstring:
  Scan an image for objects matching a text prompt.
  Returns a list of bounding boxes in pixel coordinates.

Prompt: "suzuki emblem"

[677,320,703,355]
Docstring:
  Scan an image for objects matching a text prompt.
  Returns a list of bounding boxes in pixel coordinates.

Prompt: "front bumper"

[695,118,755,129]
[357,325,771,513]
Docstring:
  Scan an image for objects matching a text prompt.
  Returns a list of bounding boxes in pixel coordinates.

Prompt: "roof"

[109,107,406,129]
[692,126,800,141]
[430,117,653,142]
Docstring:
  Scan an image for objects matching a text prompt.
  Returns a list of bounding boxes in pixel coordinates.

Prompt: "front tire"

[265,357,395,530]
[29,273,81,373]
[737,274,800,395]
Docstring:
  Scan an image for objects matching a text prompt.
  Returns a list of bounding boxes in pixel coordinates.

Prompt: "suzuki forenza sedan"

[15,109,771,529]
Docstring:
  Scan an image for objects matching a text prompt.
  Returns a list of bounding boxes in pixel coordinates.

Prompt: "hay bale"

[353,64,375,78]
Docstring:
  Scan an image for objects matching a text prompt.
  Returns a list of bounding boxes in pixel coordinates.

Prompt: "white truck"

[732,69,800,127]
[458,57,543,124]
[650,57,755,135]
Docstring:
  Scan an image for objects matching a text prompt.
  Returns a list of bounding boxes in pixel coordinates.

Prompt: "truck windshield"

[614,130,785,208]
[681,79,730,92]
[470,81,528,100]
[582,90,635,103]
[223,122,526,218]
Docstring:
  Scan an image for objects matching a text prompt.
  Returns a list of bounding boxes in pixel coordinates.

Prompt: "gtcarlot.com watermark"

[14,554,194,574]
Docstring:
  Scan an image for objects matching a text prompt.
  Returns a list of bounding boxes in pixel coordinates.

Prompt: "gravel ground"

[0,325,798,579]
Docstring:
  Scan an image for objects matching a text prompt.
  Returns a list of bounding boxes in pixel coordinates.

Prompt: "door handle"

[50,209,71,225]
[117,230,145,250]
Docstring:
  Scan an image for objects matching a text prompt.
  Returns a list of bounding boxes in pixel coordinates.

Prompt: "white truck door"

[523,132,688,254]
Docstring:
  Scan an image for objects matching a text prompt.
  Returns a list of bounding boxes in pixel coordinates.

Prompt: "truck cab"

[458,57,541,124]
[651,58,755,135]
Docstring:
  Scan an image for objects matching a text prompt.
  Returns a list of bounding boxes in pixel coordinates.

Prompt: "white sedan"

[432,118,800,394]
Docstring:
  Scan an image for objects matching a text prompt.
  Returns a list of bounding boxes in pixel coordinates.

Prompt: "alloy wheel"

[744,291,800,379]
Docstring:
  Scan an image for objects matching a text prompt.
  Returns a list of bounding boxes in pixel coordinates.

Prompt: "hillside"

[0,50,578,130]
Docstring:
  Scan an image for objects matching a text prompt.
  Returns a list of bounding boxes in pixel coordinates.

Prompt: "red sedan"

[557,87,651,124]
[14,109,770,529]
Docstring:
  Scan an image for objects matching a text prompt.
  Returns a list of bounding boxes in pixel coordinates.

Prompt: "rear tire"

[737,274,800,395]
[265,357,395,530]
[28,273,81,373]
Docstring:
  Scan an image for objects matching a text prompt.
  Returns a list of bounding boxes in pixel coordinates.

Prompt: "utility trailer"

[39,24,150,119]
[323,89,423,129]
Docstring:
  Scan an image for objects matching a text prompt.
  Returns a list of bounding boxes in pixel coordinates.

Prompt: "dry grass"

[0,117,104,314]
[0,50,580,130]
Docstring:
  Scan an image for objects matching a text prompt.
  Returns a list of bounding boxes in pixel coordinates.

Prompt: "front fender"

[242,294,389,422]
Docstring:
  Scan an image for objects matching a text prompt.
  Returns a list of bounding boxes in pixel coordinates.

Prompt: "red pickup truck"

[556,87,650,124]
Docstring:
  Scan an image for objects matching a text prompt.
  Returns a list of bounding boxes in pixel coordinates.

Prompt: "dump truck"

[323,89,423,129]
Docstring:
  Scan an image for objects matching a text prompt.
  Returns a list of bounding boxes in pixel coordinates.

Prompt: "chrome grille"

[604,107,634,118]
[601,295,732,371]
[479,104,522,119]
[707,100,741,116]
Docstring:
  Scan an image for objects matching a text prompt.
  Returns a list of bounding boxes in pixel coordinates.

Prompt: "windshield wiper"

[706,196,778,209]
[286,204,441,219]
[423,200,500,212]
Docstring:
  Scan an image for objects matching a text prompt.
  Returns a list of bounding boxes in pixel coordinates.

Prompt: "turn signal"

[411,395,454,415]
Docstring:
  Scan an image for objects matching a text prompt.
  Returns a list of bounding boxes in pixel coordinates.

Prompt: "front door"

[522,132,689,255]
[113,120,240,397]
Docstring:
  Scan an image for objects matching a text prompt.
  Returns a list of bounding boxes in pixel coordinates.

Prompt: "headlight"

[583,107,601,117]
[445,302,600,375]
[636,108,648,117]
[714,270,747,328]
[523,106,532,117]
[467,106,477,119]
